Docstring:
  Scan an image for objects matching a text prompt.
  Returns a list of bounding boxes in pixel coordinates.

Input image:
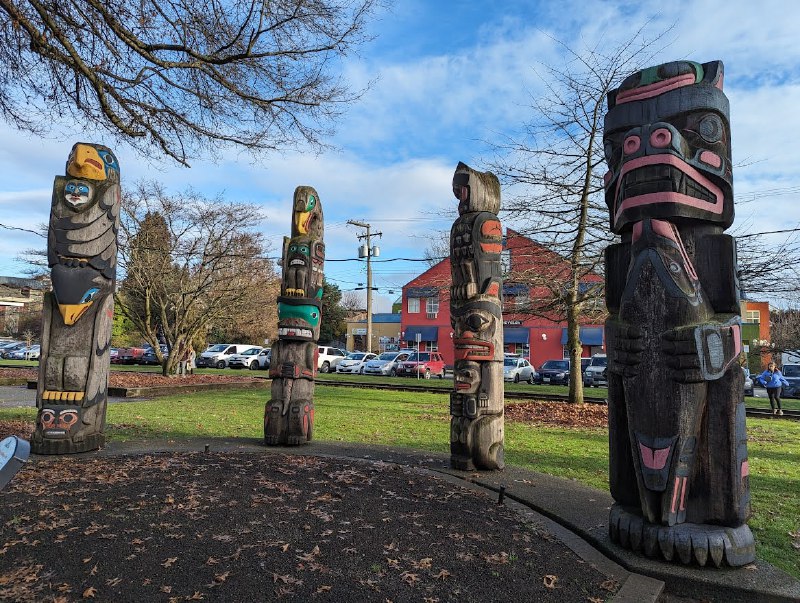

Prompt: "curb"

[25,379,269,397]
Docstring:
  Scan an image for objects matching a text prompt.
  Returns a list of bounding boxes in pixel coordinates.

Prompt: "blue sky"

[1,0,799,311]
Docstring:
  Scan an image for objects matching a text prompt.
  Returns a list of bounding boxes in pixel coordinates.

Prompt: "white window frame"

[745,310,760,323]
[426,296,439,315]
[408,297,420,313]
[426,341,438,352]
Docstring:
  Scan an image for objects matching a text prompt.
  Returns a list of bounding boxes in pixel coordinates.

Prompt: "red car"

[395,351,446,379]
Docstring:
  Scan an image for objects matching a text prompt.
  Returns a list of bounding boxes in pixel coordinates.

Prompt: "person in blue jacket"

[757,362,789,415]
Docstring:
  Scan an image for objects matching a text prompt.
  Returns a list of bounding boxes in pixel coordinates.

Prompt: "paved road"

[0,385,141,408]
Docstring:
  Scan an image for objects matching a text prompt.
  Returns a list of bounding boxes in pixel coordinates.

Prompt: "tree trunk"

[566,296,585,404]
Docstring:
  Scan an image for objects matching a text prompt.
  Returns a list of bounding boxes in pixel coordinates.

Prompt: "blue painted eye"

[96,150,119,176]
[65,183,76,194]
[300,246,309,254]
[289,245,297,252]
[80,288,100,304]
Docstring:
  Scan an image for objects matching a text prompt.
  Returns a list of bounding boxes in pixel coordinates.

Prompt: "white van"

[196,343,253,369]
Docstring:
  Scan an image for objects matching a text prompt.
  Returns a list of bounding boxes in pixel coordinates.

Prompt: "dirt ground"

[0,450,618,602]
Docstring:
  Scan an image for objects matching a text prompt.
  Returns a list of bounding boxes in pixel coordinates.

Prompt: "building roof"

[0,276,49,290]
[355,313,401,324]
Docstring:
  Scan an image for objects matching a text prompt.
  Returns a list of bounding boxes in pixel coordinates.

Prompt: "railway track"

[315,378,800,420]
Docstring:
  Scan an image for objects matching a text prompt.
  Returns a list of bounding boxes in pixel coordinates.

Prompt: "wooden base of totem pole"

[609,504,755,567]
[263,399,314,446]
[31,431,105,455]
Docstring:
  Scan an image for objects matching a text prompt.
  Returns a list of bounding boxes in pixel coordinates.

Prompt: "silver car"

[336,352,377,374]
[503,356,535,383]
[363,351,411,377]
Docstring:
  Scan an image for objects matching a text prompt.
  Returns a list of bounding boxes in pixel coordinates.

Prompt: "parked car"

[227,346,264,370]
[336,352,378,374]
[533,359,570,385]
[742,367,754,397]
[7,344,40,360]
[395,351,446,379]
[503,356,535,383]
[363,351,411,377]
[140,344,170,365]
[257,348,271,370]
[0,341,26,358]
[116,346,147,364]
[196,344,252,369]
[318,346,348,373]
[109,348,119,363]
[583,354,608,387]
[779,363,800,398]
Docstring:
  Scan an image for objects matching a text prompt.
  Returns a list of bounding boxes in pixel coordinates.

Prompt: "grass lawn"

[1,384,797,577]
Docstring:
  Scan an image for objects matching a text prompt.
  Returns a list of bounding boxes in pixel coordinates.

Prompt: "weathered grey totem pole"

[603,61,753,566]
[450,162,505,471]
[32,143,121,454]
[265,186,324,445]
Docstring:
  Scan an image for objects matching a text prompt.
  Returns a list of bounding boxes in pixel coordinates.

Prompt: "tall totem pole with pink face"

[449,162,505,471]
[603,61,754,566]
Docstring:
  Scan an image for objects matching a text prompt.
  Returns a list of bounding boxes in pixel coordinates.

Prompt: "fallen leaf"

[543,575,558,589]
[315,585,332,594]
[106,577,122,587]
[744,564,758,571]
[435,569,451,580]
[400,571,419,585]
[188,592,204,600]
[161,557,178,568]
[213,572,230,584]
[600,579,617,591]
[82,586,98,598]
[160,585,172,593]
[206,557,219,566]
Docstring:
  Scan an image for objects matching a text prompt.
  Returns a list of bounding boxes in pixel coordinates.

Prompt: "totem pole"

[264,186,324,445]
[449,162,505,471]
[603,61,754,566]
[32,143,120,454]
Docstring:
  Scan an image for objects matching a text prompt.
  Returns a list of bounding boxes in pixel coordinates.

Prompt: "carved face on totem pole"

[291,186,324,239]
[278,186,324,342]
[452,161,501,216]
[51,143,120,326]
[604,60,732,232]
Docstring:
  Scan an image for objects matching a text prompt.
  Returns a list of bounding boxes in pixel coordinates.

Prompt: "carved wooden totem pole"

[603,61,753,566]
[265,186,324,445]
[32,143,120,454]
[450,162,504,471]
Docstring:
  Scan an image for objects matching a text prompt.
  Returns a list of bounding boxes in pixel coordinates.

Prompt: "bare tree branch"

[0,0,377,165]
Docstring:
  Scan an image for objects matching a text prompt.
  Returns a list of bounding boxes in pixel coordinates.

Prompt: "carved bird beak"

[67,145,106,181]
[58,302,93,326]
[296,211,311,234]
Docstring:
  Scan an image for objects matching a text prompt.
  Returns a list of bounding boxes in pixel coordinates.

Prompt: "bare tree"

[340,290,365,313]
[422,230,450,268]
[117,180,278,375]
[736,230,800,303]
[0,0,376,165]
[488,30,669,403]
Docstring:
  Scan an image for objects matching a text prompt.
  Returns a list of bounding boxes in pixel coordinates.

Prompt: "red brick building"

[400,229,605,368]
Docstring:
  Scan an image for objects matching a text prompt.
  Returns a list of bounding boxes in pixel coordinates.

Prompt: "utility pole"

[347,220,382,353]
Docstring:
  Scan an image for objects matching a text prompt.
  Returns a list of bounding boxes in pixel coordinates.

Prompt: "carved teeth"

[42,390,84,401]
